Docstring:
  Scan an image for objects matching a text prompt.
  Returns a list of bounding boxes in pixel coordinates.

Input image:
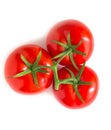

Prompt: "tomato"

[46,19,94,70]
[4,44,53,94]
[52,64,99,109]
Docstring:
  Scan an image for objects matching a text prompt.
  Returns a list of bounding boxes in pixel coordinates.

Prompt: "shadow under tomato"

[26,36,47,50]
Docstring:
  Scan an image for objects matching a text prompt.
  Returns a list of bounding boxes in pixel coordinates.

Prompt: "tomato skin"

[4,44,53,94]
[46,19,94,66]
[53,65,99,109]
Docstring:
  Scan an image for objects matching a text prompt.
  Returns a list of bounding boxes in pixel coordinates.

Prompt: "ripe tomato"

[46,19,94,70]
[4,44,53,94]
[53,64,99,109]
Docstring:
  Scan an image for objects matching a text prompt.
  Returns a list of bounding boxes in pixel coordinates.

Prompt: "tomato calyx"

[53,62,92,103]
[52,33,86,70]
[11,51,49,86]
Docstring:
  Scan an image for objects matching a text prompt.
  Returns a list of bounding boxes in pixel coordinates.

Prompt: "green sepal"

[51,32,86,70]
[52,40,67,48]
[69,53,79,70]
[74,85,85,103]
[32,72,38,86]
[11,50,50,87]
[75,39,83,48]
[76,62,85,80]
[20,54,32,68]
[54,63,92,103]
[78,81,92,85]
[33,51,42,68]
[72,49,86,56]
[11,69,31,78]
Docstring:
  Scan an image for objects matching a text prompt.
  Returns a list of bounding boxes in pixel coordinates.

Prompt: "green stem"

[52,62,60,90]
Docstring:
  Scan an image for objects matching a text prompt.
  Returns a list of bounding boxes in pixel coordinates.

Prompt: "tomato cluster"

[4,19,99,109]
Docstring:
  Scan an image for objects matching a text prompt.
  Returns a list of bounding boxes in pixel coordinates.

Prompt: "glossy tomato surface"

[53,65,99,109]
[4,44,53,94]
[46,19,94,66]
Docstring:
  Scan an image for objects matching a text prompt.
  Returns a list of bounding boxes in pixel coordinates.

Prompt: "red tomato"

[53,65,99,109]
[46,19,94,70]
[4,44,53,94]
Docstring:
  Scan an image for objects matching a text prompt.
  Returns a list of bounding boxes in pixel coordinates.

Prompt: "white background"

[0,0,111,130]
